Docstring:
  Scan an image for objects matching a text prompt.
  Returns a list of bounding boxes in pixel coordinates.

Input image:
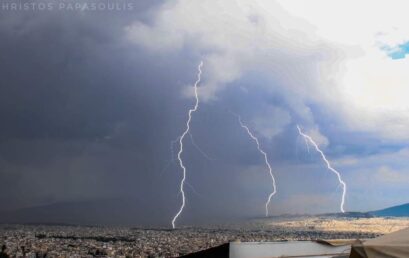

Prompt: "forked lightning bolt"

[234,114,277,217]
[171,61,203,229]
[296,125,347,213]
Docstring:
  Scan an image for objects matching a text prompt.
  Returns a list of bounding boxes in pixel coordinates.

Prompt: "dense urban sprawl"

[0,220,380,258]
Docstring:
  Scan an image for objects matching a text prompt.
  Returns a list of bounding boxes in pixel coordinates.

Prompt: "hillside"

[370,203,409,217]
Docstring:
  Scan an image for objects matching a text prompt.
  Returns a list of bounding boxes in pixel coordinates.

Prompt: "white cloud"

[276,0,409,140]
[125,0,328,100]
[125,0,338,148]
[127,0,409,141]
[251,105,291,139]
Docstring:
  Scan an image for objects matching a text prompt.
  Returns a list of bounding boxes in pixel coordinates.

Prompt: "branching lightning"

[233,113,277,217]
[168,132,210,164]
[302,136,310,153]
[188,132,213,161]
[158,136,181,178]
[171,61,203,229]
[170,136,181,163]
[296,125,347,213]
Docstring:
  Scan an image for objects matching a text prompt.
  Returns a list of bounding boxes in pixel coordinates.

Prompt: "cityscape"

[0,224,375,257]
[2,215,408,257]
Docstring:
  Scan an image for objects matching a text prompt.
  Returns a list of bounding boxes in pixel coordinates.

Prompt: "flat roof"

[229,241,351,258]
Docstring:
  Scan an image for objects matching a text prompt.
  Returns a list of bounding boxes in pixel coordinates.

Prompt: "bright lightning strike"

[296,125,347,213]
[234,113,277,217]
[171,61,203,229]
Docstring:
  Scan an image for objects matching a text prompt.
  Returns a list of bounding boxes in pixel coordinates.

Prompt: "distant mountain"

[316,203,409,218]
[270,204,409,219]
[2,200,408,227]
[320,212,374,218]
[0,198,172,227]
[370,203,409,217]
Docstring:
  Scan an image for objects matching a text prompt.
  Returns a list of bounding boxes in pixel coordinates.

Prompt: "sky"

[1,0,409,226]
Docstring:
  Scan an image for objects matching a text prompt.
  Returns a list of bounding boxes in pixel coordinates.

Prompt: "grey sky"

[1,0,409,226]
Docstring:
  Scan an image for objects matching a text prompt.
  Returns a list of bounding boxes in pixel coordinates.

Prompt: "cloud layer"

[127,0,409,142]
[0,0,408,225]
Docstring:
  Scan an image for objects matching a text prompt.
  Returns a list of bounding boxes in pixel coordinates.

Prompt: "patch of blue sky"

[382,41,409,59]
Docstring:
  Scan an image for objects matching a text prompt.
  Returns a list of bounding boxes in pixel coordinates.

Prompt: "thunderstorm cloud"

[0,0,409,225]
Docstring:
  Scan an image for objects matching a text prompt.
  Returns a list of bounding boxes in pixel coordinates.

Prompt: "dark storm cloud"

[0,8,154,140]
[1,1,406,226]
[0,6,357,219]
[0,3,288,224]
[0,4,187,213]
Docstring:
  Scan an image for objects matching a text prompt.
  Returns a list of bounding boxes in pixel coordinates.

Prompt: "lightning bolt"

[171,61,203,229]
[170,136,181,163]
[233,113,277,217]
[296,125,347,213]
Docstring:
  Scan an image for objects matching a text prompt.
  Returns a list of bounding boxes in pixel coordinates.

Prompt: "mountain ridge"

[370,203,409,217]
[1,201,408,226]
